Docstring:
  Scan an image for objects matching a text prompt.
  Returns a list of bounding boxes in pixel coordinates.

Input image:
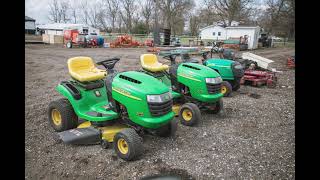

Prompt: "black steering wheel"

[96,57,120,70]
[162,52,182,65]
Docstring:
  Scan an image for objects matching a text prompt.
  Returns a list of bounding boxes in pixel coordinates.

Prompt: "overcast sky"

[25,0,51,24]
[26,0,267,25]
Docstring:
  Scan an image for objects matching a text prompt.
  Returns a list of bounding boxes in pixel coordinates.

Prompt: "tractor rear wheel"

[221,81,232,97]
[155,118,178,137]
[48,98,78,132]
[113,128,143,161]
[179,103,201,126]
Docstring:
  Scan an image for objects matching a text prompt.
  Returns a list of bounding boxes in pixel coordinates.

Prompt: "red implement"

[287,56,295,68]
[240,70,277,88]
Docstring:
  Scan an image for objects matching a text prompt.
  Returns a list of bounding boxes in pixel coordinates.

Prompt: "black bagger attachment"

[58,127,101,145]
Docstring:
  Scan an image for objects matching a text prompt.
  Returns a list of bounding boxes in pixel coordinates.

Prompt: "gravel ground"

[25,44,295,179]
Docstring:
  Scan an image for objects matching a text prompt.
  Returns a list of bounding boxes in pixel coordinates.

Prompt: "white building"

[37,23,100,36]
[25,16,36,34]
[199,25,260,49]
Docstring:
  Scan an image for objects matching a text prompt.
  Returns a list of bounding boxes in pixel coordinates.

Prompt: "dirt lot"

[25,44,295,179]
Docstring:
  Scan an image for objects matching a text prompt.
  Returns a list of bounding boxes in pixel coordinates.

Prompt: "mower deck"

[58,122,129,145]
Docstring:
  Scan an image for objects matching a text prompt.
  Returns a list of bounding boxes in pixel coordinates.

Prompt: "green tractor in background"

[48,57,177,161]
[180,48,244,97]
[139,53,224,127]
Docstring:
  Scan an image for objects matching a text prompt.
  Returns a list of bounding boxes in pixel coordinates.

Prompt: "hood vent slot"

[182,64,200,70]
[119,75,142,84]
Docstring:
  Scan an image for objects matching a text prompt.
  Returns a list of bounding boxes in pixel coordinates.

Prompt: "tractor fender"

[56,81,81,101]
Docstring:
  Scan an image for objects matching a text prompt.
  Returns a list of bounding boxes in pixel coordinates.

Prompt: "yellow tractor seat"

[67,57,107,82]
[140,54,169,72]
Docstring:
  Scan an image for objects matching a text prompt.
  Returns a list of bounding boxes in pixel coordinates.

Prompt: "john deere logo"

[94,90,101,97]
[136,112,144,116]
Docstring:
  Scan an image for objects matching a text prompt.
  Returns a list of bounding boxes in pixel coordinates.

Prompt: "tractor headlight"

[147,92,172,103]
[233,62,243,69]
[206,77,222,84]
[234,64,243,69]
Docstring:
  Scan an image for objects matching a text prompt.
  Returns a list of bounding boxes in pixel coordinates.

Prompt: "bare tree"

[189,14,200,36]
[211,0,254,26]
[48,0,70,23]
[48,0,60,23]
[142,1,154,34]
[258,0,295,38]
[105,0,120,32]
[59,1,70,23]
[116,13,123,32]
[197,0,220,27]
[158,0,194,35]
[87,3,100,28]
[80,0,89,25]
[70,0,79,23]
[119,0,136,33]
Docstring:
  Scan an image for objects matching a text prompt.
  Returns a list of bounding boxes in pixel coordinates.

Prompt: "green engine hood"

[112,71,169,95]
[203,59,235,80]
[204,58,234,67]
[178,62,221,78]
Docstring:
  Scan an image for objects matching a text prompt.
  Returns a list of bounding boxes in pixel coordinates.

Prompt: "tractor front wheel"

[155,119,178,137]
[221,81,232,97]
[113,128,143,161]
[209,99,224,114]
[179,103,201,126]
[232,80,241,91]
[66,41,72,48]
[48,98,78,132]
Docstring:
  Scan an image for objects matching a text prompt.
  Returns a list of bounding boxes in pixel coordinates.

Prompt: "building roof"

[200,24,259,31]
[37,23,91,30]
[226,26,259,29]
[199,24,225,31]
[25,16,35,22]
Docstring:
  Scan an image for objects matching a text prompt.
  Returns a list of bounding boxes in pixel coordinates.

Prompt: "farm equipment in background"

[110,35,141,48]
[196,49,279,90]
[63,29,99,48]
[222,36,248,51]
[64,29,87,48]
[240,70,277,88]
[287,56,295,68]
[170,37,181,47]
[258,33,272,48]
[144,39,154,47]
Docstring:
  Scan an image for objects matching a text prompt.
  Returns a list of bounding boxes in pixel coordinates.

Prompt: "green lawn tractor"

[180,50,244,97]
[139,53,224,127]
[48,56,177,161]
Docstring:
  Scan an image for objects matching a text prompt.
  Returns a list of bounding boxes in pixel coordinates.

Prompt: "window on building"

[218,32,221,36]
[213,32,215,36]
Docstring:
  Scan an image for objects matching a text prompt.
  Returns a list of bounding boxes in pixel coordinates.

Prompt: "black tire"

[155,119,178,137]
[232,80,241,91]
[101,139,110,149]
[113,128,143,161]
[179,103,201,126]
[48,98,78,132]
[210,99,224,114]
[66,41,72,48]
[221,81,232,97]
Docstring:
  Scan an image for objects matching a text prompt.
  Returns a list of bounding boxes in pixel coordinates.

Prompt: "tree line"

[48,0,295,39]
